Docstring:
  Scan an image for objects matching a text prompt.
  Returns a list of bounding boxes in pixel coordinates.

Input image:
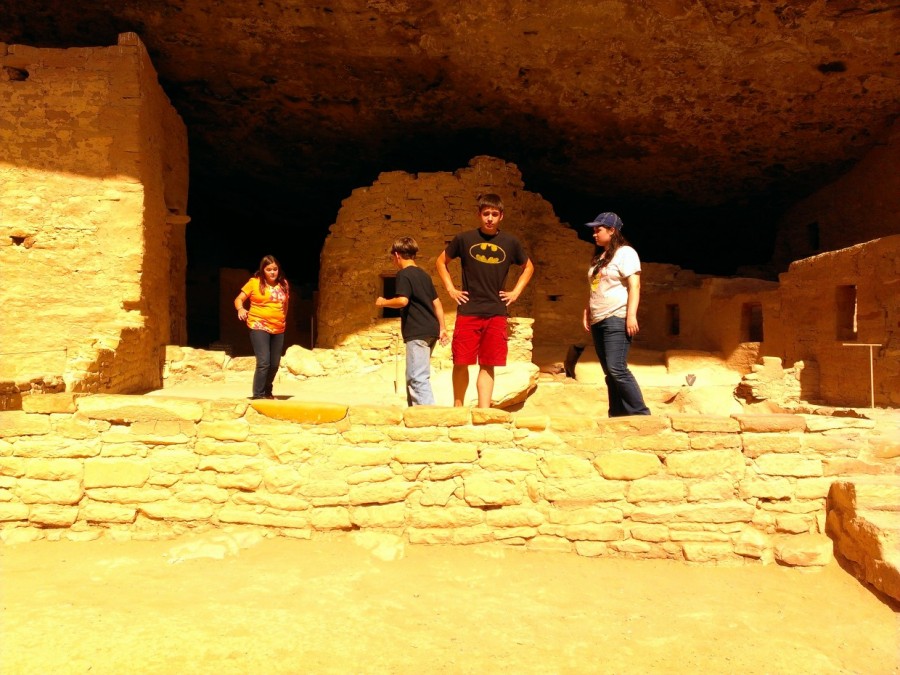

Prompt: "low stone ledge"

[248,399,348,424]
[671,415,740,433]
[77,395,204,423]
[21,393,80,414]
[733,414,807,433]
[404,407,471,428]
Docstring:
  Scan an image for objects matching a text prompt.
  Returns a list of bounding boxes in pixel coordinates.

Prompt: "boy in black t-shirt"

[436,193,534,408]
[376,237,448,406]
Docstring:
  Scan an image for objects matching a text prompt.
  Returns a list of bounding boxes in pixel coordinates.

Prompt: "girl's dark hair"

[255,255,289,294]
[590,228,632,270]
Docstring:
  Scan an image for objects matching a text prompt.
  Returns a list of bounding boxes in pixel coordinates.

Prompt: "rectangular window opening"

[380,275,401,318]
[741,302,764,342]
[835,285,857,341]
[666,304,680,336]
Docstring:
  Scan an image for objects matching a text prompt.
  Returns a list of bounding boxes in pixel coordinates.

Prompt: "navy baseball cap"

[585,212,624,230]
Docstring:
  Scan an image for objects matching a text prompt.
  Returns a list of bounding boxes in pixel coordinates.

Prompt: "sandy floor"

[2,532,898,674]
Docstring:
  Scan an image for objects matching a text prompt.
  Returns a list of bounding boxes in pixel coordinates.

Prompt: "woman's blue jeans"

[248,329,285,399]
[590,316,650,417]
[406,337,437,406]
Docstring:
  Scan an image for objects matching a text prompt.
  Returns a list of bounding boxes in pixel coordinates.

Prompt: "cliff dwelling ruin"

[0,0,899,638]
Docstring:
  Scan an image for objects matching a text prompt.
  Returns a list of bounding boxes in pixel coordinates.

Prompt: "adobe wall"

[767,236,900,407]
[772,121,900,270]
[317,156,592,364]
[2,394,894,565]
[0,34,188,408]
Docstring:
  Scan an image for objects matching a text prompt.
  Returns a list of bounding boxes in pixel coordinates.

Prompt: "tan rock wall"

[0,34,188,406]
[2,394,894,565]
[768,236,900,407]
[317,156,591,362]
[772,121,900,270]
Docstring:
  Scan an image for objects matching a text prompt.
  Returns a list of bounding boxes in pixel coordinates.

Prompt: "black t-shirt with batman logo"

[444,229,528,317]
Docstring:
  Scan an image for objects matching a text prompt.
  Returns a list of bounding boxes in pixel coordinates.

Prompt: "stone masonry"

[3,393,896,575]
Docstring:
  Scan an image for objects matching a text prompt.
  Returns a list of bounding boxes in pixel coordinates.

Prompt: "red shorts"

[451,315,508,366]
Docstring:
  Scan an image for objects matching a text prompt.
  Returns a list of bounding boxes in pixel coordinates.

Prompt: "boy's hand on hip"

[448,288,469,305]
[500,289,520,306]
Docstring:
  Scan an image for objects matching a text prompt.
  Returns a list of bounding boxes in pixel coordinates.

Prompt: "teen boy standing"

[376,237,448,406]
[436,193,534,408]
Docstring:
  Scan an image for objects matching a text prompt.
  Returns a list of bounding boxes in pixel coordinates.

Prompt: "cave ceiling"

[2,0,898,272]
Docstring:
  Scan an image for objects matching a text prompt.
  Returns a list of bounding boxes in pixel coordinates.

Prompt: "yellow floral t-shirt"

[242,277,289,334]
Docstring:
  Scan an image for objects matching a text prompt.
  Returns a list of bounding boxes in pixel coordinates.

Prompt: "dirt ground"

[2,532,898,674]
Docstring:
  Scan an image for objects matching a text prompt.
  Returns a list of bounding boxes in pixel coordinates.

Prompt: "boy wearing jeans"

[436,193,534,408]
[376,237,448,406]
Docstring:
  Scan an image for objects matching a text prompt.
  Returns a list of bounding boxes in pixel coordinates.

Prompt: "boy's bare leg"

[476,365,495,409]
[452,364,469,407]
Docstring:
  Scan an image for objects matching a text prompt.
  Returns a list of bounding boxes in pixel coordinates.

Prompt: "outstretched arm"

[436,251,469,305]
[500,258,535,306]
[375,296,409,309]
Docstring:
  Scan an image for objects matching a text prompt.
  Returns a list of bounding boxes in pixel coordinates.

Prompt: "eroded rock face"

[1,0,897,210]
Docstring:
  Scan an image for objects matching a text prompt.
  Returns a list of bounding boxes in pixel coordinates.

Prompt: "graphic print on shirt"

[468,242,507,265]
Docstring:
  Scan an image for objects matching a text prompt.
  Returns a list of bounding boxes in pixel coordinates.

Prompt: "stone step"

[828,479,900,603]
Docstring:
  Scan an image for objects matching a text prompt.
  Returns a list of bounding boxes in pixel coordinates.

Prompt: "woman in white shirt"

[582,212,651,416]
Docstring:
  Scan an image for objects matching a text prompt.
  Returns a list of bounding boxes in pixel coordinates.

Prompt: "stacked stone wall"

[317,156,590,362]
[2,394,894,565]
[0,34,188,408]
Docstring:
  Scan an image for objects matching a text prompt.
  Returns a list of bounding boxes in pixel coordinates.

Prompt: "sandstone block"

[543,479,626,503]
[741,433,802,458]
[197,456,262,473]
[593,451,661,480]
[512,415,549,431]
[194,439,260,456]
[349,480,416,505]
[0,502,29,521]
[15,478,82,505]
[128,421,195,444]
[11,437,100,459]
[328,446,393,467]
[774,534,834,566]
[485,507,544,528]
[598,416,671,435]
[218,507,310,529]
[548,416,598,433]
[216,473,262,490]
[349,503,407,528]
[201,399,250,421]
[526,535,572,552]
[262,466,302,493]
[448,426,515,444]
[175,484,230,504]
[463,476,522,506]
[517,431,567,452]
[547,506,623,525]
[622,433,690,452]
[472,409,511,425]
[627,479,685,503]
[418,479,459,507]
[139,501,215,521]
[793,478,833,500]
[739,477,793,500]
[478,448,538,471]
[249,399,347,424]
[666,450,745,478]
[802,415,875,432]
[198,419,250,442]
[733,414,806,433]
[311,506,353,530]
[670,416,740,433]
[0,458,24,477]
[22,458,82,481]
[232,491,309,511]
[687,480,735,502]
[86,487,171,503]
[298,480,350,499]
[348,406,404,426]
[347,466,394,485]
[342,428,388,444]
[385,426,447,442]
[29,505,78,527]
[150,450,199,474]
[408,506,483,528]
[494,526,538,541]
[0,411,51,438]
[776,514,813,533]
[83,459,150,488]
[425,464,471,481]
[539,455,594,478]
[823,458,890,476]
[574,541,609,557]
[22,393,78,414]
[682,542,735,562]
[52,416,108,440]
[755,454,822,477]
[688,434,742,451]
[403,407,470,428]
[392,441,477,464]
[81,502,137,523]
[630,524,669,542]
[611,540,655,554]
[76,395,203,423]
[564,523,625,541]
[734,527,772,559]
